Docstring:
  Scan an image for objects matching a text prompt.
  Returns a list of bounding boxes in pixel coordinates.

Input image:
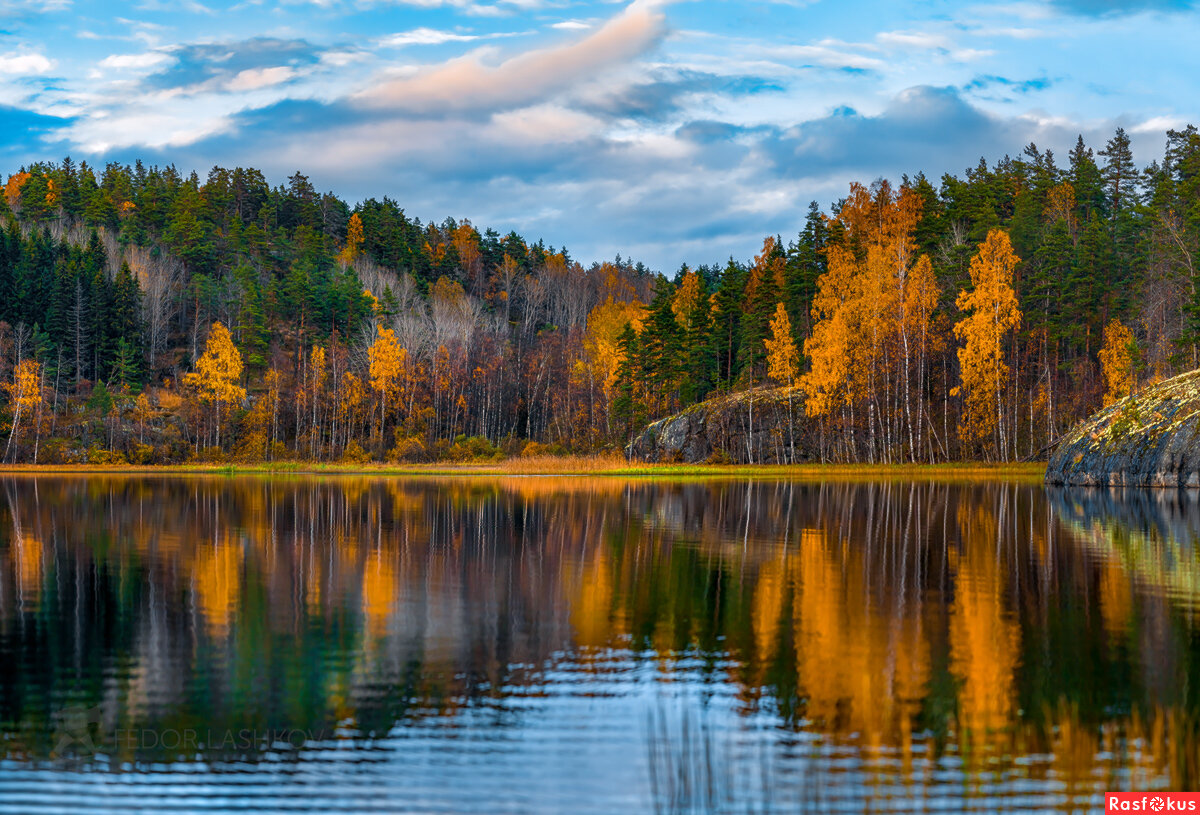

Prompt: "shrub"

[521,441,566,458]
[447,435,503,462]
[341,440,373,464]
[388,434,426,463]
[86,445,128,465]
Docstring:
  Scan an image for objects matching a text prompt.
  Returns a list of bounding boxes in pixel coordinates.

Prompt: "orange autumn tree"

[368,325,406,449]
[671,269,702,330]
[183,322,246,450]
[3,359,41,463]
[765,302,798,386]
[4,172,30,212]
[953,230,1022,460]
[764,301,799,462]
[802,181,938,462]
[1098,319,1137,406]
[337,213,364,267]
[582,297,646,438]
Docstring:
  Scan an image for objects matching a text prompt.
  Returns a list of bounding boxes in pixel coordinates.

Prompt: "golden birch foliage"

[235,390,272,462]
[671,270,701,330]
[339,371,365,425]
[801,181,929,423]
[1043,182,1076,228]
[6,359,42,413]
[182,322,246,406]
[1098,319,1136,405]
[368,326,405,402]
[338,213,364,266]
[431,275,466,306]
[583,298,646,402]
[764,302,799,386]
[903,255,939,333]
[309,344,327,395]
[802,244,855,417]
[452,221,481,277]
[953,230,1021,448]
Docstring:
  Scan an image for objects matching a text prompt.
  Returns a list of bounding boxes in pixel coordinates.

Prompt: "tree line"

[0,125,1196,463]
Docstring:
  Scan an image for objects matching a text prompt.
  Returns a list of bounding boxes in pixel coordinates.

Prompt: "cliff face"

[627,387,814,464]
[1046,370,1200,487]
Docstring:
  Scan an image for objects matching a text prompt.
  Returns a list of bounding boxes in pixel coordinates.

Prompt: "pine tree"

[641,278,683,416]
[611,323,646,449]
[111,261,145,383]
[710,260,745,390]
[737,237,783,385]
[786,202,827,336]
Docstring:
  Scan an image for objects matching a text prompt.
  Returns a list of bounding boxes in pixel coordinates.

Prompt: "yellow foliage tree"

[182,322,246,449]
[3,359,41,462]
[801,180,935,462]
[671,270,702,332]
[1098,319,1136,405]
[337,213,364,266]
[1043,182,1076,231]
[765,301,800,462]
[368,326,406,445]
[764,302,798,386]
[452,220,482,289]
[582,297,646,433]
[953,230,1022,459]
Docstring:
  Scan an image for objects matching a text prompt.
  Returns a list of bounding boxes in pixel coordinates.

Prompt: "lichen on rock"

[1046,369,1200,487]
[627,387,812,464]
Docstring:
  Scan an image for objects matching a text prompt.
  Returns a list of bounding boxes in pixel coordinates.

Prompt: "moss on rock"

[1046,369,1200,487]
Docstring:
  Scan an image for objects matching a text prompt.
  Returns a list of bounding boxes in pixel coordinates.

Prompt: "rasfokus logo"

[1107,793,1200,812]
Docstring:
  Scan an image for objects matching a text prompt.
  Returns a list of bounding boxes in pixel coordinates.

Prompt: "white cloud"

[764,44,884,71]
[98,51,174,70]
[378,27,484,47]
[876,30,953,50]
[973,26,1051,39]
[0,52,53,74]
[551,20,592,31]
[225,65,297,91]
[1131,114,1187,133]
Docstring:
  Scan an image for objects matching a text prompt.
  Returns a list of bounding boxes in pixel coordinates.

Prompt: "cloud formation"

[0,0,1195,270]
[354,2,667,114]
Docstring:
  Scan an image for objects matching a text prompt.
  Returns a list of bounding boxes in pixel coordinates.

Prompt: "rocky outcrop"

[1046,369,1200,487]
[627,387,814,463]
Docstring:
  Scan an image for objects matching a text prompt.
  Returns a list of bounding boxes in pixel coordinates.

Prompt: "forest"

[0,124,1197,464]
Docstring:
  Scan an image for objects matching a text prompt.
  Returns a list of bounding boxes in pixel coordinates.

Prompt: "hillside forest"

[0,126,1197,464]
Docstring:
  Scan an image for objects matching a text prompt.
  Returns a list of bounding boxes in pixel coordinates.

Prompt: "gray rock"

[627,387,813,464]
[1046,369,1200,487]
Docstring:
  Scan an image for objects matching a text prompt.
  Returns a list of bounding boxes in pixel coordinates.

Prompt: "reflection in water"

[0,476,1197,812]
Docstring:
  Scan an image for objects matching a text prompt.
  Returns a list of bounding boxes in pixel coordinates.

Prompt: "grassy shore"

[0,455,1048,481]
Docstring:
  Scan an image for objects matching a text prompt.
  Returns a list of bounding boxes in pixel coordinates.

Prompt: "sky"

[0,0,1196,271]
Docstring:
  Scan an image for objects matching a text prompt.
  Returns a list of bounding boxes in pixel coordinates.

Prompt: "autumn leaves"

[796,183,1023,461]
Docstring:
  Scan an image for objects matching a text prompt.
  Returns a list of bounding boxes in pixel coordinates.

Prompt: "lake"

[1,475,1198,813]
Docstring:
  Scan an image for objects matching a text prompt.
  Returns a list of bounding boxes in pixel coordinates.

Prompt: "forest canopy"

[0,124,1197,464]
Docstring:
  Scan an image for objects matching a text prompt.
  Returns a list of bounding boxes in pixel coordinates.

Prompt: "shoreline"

[0,458,1048,481]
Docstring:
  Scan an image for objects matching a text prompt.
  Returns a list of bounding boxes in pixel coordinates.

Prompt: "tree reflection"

[0,476,1197,801]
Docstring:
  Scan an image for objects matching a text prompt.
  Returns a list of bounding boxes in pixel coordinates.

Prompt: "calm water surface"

[1,476,1199,813]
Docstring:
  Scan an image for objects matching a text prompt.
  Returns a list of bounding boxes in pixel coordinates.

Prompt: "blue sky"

[0,0,1195,270]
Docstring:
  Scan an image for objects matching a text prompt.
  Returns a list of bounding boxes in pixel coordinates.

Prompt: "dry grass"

[0,456,1047,482]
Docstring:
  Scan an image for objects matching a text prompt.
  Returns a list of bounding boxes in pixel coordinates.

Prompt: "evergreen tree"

[710,259,745,390]
[640,278,683,415]
[111,261,145,383]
